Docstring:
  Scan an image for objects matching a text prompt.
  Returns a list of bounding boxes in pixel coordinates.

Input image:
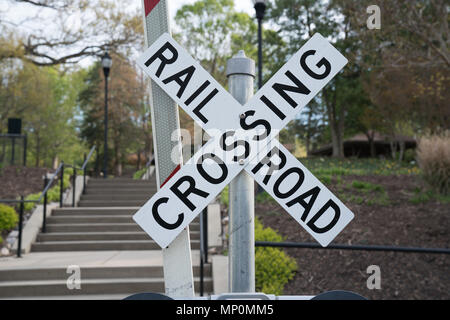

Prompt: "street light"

[253,0,267,89]
[101,52,112,178]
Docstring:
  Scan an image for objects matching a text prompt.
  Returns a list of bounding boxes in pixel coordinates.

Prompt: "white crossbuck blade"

[133,33,354,248]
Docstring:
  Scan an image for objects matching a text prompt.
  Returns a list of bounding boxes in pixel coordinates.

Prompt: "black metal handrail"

[0,145,96,257]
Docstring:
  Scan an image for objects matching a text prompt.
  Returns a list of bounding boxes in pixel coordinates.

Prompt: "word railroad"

[134,33,354,248]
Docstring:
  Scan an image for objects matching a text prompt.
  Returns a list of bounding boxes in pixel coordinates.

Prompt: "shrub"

[23,193,42,212]
[255,219,297,295]
[0,204,19,231]
[47,186,61,202]
[220,185,229,207]
[133,168,147,180]
[417,131,450,194]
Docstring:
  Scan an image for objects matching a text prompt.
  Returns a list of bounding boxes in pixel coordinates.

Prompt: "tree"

[78,55,150,176]
[1,0,143,66]
[0,60,85,166]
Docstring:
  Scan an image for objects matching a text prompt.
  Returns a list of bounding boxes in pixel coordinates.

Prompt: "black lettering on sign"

[240,110,271,141]
[307,199,341,234]
[260,95,286,121]
[272,71,311,108]
[286,186,320,222]
[145,42,179,77]
[170,176,209,211]
[219,131,250,162]
[197,153,228,184]
[185,80,210,105]
[162,65,196,98]
[251,147,287,185]
[300,50,331,80]
[184,80,218,124]
[273,167,305,199]
[152,197,184,230]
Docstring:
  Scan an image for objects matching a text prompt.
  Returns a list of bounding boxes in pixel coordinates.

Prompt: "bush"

[417,131,450,194]
[23,192,42,211]
[133,168,147,180]
[255,219,297,295]
[47,186,61,202]
[0,204,19,231]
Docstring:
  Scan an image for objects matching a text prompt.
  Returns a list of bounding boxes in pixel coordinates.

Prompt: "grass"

[299,157,420,176]
[409,187,450,204]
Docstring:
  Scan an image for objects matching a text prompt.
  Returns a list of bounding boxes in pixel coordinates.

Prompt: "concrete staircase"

[0,177,212,299]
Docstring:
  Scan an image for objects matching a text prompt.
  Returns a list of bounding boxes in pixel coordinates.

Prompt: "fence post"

[226,50,256,293]
[60,162,64,208]
[17,196,24,258]
[43,176,48,233]
[72,166,76,208]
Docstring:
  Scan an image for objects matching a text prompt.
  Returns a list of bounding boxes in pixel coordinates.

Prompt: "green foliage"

[255,191,276,204]
[47,186,61,202]
[133,168,147,180]
[220,185,229,207]
[0,204,18,231]
[351,180,384,193]
[300,157,420,176]
[255,219,297,295]
[23,193,42,212]
[409,188,450,205]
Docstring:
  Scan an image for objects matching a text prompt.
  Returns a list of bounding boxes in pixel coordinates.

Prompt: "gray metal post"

[226,50,256,293]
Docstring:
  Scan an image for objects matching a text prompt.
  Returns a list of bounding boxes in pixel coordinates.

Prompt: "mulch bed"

[0,166,52,200]
[256,174,450,300]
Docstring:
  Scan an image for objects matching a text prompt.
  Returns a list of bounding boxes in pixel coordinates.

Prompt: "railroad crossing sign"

[133,33,354,249]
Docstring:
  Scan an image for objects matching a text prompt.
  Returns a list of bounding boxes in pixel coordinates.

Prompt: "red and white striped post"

[141,0,195,298]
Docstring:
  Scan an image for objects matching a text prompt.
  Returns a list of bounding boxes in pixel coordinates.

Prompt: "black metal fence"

[255,241,450,255]
[0,134,27,166]
[0,146,96,257]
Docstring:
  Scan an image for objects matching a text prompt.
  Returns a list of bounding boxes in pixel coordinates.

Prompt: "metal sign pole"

[141,0,194,298]
[226,51,256,292]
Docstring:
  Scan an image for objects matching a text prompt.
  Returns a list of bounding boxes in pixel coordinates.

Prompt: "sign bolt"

[239,113,246,119]
[239,159,245,165]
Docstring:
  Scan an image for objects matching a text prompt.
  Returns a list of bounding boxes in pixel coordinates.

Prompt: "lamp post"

[253,0,267,89]
[101,52,112,179]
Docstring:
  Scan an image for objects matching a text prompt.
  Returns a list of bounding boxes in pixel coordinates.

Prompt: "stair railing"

[0,146,96,257]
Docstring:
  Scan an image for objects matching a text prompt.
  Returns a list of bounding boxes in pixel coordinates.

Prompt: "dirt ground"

[0,166,51,200]
[256,175,450,300]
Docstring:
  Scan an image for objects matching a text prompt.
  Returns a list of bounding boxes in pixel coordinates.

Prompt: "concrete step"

[0,265,211,282]
[47,215,135,224]
[46,216,201,226]
[52,208,139,216]
[46,223,200,233]
[87,181,156,189]
[83,189,157,195]
[31,240,201,252]
[0,277,212,298]
[89,178,156,183]
[80,194,152,201]
[37,231,200,242]
[78,200,147,207]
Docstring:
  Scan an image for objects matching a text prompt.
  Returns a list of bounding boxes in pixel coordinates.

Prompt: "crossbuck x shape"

[133,33,354,249]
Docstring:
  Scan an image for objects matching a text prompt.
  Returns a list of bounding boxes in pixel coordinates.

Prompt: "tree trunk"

[398,140,405,162]
[365,131,376,158]
[324,88,344,158]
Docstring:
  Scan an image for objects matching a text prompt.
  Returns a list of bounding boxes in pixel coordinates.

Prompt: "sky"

[169,0,254,20]
[0,0,256,67]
